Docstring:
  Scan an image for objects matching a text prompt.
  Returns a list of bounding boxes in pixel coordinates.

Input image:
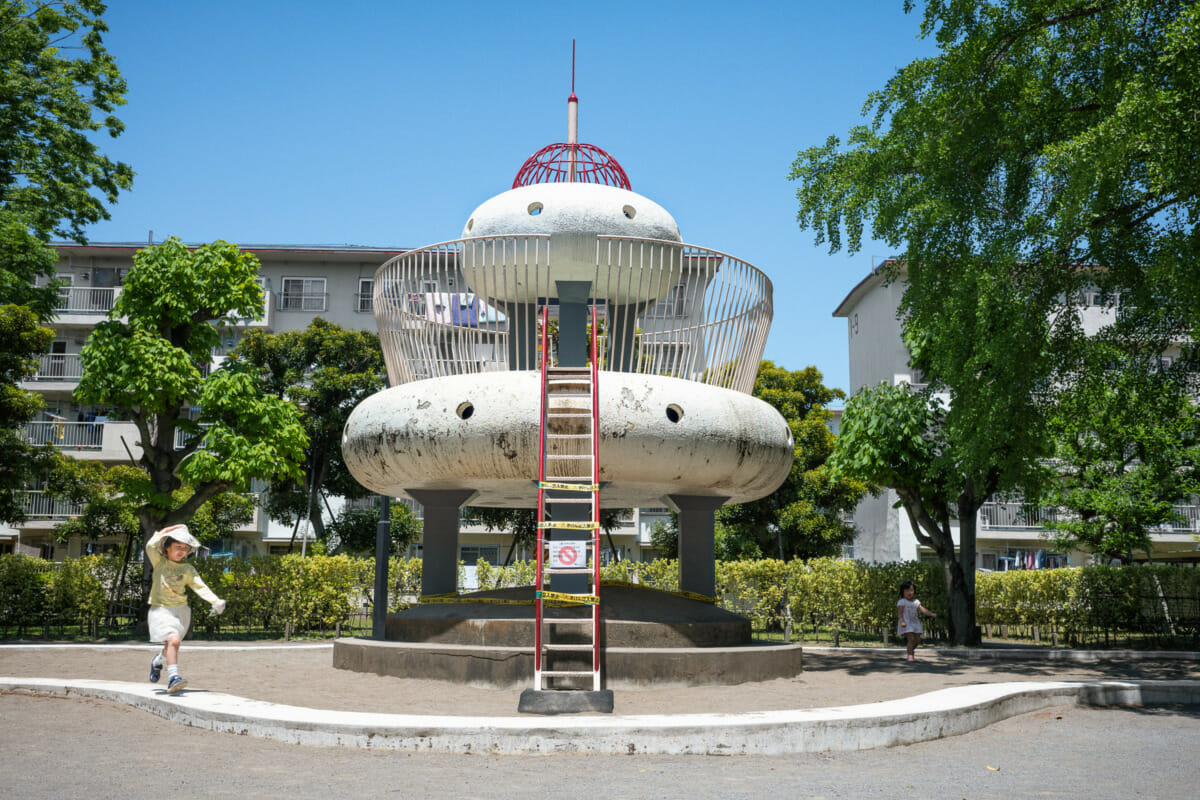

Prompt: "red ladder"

[533,305,601,692]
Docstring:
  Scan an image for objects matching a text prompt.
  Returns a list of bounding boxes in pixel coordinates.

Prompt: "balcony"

[23,421,104,450]
[979,501,1200,535]
[31,353,83,382]
[57,286,117,314]
[20,490,83,521]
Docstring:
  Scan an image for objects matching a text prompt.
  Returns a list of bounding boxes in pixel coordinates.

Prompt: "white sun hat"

[157,523,202,552]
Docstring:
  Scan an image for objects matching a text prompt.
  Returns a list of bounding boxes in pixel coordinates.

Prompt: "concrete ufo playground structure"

[335,85,798,691]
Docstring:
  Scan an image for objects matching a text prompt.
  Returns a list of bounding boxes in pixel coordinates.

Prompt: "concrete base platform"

[518,689,614,714]
[333,637,804,689]
[336,584,802,688]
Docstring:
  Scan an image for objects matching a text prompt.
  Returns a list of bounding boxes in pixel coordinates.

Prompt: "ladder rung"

[547,434,592,439]
[544,497,593,504]
[539,669,598,678]
[545,567,593,574]
[546,454,591,459]
[541,644,594,651]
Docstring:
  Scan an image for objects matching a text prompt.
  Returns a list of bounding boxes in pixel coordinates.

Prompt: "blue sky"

[86,1,938,397]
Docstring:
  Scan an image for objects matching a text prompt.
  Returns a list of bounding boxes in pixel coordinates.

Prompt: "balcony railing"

[57,286,116,314]
[21,490,83,520]
[979,501,1200,534]
[23,421,103,450]
[32,353,84,381]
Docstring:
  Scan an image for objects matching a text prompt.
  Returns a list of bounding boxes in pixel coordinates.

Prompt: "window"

[279,277,327,311]
[460,545,500,566]
[357,278,374,313]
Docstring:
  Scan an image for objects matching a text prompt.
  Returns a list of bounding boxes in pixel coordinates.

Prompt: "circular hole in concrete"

[666,403,683,423]
[456,401,475,420]
[466,217,474,231]
[622,204,636,219]
[528,202,544,216]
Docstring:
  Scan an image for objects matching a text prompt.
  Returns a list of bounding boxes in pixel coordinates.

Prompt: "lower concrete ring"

[3,677,1197,755]
[340,371,794,508]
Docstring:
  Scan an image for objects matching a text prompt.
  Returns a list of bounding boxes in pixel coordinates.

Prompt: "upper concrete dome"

[460,183,682,303]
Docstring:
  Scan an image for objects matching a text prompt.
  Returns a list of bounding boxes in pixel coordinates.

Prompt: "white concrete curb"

[3,676,1196,755]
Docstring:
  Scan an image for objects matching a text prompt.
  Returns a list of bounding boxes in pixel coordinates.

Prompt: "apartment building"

[3,241,668,563]
[833,262,1200,567]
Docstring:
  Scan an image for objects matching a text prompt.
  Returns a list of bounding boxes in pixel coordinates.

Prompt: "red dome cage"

[512,142,631,190]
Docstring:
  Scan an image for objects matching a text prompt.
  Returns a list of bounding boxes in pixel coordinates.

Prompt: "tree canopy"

[74,237,307,538]
[1,0,131,523]
[789,1,1200,643]
[227,318,386,546]
[714,362,867,561]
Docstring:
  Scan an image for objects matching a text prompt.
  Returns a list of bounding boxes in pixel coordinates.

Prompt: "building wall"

[833,264,1200,567]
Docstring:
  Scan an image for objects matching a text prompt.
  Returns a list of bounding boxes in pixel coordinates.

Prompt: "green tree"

[1043,335,1200,561]
[322,500,422,556]
[789,0,1200,644]
[0,0,132,521]
[74,237,307,545]
[228,318,386,547]
[715,362,867,560]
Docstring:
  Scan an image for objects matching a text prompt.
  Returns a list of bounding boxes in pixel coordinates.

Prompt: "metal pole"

[372,495,390,639]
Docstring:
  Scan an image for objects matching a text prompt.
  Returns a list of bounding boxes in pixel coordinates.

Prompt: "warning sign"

[549,541,585,569]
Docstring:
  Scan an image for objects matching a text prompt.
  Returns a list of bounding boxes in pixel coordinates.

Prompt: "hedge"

[1,553,1197,645]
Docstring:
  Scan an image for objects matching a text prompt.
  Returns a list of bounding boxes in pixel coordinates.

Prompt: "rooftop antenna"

[567,40,578,180]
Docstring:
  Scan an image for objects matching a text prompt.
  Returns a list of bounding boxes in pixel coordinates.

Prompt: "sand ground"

[2,641,1195,716]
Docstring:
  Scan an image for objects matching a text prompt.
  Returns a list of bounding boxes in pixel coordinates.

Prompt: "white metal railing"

[372,234,772,394]
[278,292,327,312]
[56,286,116,314]
[355,292,373,313]
[23,421,103,449]
[175,423,212,450]
[33,353,84,381]
[21,490,84,519]
[980,501,1200,534]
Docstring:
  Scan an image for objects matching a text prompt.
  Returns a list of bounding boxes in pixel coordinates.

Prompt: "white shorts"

[148,605,191,643]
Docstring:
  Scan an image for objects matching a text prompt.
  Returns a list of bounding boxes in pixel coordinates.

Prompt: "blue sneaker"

[167,674,188,694]
[149,658,162,683]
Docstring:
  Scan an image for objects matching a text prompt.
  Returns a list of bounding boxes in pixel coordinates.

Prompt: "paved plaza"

[1,642,1197,797]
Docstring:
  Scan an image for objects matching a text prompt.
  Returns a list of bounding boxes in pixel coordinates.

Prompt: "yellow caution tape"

[537,521,599,530]
[418,582,716,607]
[539,481,599,492]
[536,590,599,605]
[600,579,717,604]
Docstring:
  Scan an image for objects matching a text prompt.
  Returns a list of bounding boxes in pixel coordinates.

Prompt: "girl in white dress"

[897,580,936,662]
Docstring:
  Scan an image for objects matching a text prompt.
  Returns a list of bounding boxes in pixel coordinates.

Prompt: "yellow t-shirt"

[146,530,220,608]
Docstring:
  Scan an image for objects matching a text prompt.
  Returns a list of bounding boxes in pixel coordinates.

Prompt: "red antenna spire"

[512,39,631,190]
[570,39,577,101]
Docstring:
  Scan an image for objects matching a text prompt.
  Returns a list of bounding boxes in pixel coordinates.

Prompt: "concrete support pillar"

[555,281,592,367]
[503,302,538,371]
[407,489,476,597]
[605,302,648,373]
[668,494,728,599]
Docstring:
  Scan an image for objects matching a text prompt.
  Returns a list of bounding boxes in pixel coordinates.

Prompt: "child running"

[897,580,936,662]
[146,524,225,693]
